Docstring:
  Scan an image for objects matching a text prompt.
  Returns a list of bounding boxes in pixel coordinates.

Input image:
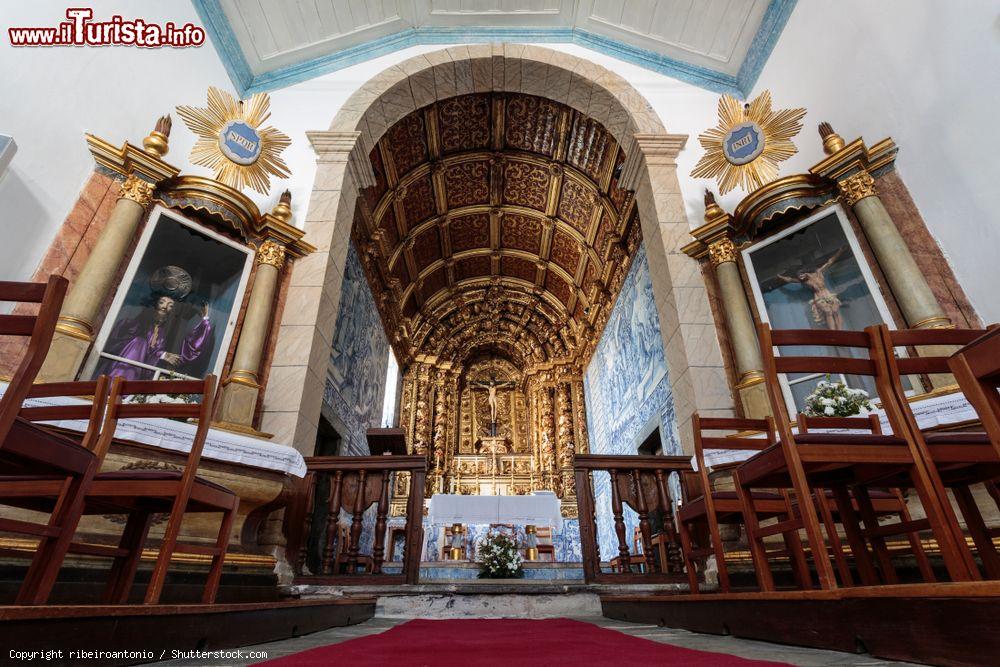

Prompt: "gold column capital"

[256,240,286,269]
[837,170,877,206]
[118,174,155,209]
[708,237,738,267]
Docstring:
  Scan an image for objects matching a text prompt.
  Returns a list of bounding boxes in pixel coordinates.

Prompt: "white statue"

[470,375,516,427]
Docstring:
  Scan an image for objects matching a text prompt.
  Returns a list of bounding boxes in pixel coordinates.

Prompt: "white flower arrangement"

[124,376,199,406]
[125,392,196,405]
[476,531,524,579]
[803,376,873,418]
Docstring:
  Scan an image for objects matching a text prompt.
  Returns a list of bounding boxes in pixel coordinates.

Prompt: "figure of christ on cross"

[777,246,847,330]
[470,375,516,436]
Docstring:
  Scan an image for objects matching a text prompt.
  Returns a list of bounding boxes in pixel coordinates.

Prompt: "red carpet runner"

[260,618,790,666]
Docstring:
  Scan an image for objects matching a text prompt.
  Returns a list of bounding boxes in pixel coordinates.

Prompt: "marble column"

[838,171,950,330]
[38,174,154,382]
[837,170,954,387]
[707,236,769,418]
[816,122,952,337]
[216,239,286,427]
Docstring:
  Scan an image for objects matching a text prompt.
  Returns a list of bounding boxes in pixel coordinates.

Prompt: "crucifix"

[470,374,516,436]
[777,246,847,330]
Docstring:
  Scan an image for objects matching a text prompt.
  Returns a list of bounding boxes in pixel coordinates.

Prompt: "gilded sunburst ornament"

[176,87,291,194]
[691,90,806,194]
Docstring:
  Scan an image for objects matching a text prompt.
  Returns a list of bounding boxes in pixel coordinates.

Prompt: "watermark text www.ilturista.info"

[8,8,205,48]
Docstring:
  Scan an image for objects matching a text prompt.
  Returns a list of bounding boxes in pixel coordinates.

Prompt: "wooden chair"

[4,375,237,604]
[0,378,111,605]
[798,413,935,586]
[949,327,1000,574]
[0,275,107,605]
[735,324,975,591]
[877,324,1000,578]
[949,327,1000,444]
[0,276,69,441]
[536,526,555,561]
[83,375,239,604]
[677,415,809,593]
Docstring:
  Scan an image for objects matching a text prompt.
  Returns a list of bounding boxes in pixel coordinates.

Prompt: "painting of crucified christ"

[776,246,847,329]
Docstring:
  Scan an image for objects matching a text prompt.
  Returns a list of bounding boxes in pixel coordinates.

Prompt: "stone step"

[287,581,689,598]
[374,592,604,619]
[381,561,586,581]
[286,580,692,624]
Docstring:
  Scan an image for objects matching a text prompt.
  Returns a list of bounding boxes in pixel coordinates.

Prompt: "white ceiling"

[217,0,773,78]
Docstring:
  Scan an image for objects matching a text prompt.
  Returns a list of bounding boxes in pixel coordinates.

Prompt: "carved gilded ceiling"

[353,92,640,376]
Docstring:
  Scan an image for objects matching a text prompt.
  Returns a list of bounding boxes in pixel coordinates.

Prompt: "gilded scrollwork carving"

[118,174,155,208]
[707,237,737,267]
[256,240,287,269]
[539,386,557,476]
[837,170,877,206]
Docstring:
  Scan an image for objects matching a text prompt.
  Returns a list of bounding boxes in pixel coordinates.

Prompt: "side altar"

[0,92,316,574]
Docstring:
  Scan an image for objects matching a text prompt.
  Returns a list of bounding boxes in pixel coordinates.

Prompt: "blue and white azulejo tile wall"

[584,243,681,557]
[324,241,391,456]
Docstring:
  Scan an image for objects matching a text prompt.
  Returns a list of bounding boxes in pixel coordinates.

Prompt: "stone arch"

[263,44,732,456]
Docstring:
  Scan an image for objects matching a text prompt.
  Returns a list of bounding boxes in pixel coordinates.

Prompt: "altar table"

[429,492,563,529]
[0,382,307,476]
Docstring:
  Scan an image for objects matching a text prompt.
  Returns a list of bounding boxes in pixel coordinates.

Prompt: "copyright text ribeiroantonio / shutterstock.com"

[10,649,270,662]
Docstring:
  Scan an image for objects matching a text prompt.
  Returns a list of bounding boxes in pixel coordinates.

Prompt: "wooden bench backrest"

[798,413,882,435]
[0,276,68,448]
[757,323,900,437]
[881,325,989,375]
[691,414,776,502]
[18,378,111,455]
[94,375,218,479]
[947,327,1000,453]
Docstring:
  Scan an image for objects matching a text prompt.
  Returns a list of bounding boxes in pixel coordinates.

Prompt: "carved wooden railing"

[284,455,426,585]
[574,454,692,584]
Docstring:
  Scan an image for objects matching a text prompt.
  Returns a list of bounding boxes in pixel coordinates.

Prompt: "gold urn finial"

[270,189,293,223]
[818,122,845,155]
[142,114,172,158]
[703,189,724,222]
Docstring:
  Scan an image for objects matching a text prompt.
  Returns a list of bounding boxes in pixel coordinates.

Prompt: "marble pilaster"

[217,236,287,427]
[38,175,154,382]
[707,233,768,419]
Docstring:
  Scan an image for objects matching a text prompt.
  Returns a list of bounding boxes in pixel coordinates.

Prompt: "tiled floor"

[150,616,915,666]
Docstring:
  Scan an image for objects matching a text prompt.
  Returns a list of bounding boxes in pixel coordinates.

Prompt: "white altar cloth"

[0,383,307,477]
[695,390,978,471]
[429,492,563,529]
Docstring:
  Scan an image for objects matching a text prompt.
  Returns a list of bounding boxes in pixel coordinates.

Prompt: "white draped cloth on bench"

[694,390,978,472]
[429,492,563,529]
[0,382,307,476]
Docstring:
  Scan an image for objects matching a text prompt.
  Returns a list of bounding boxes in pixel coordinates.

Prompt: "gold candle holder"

[448,523,464,560]
[525,524,538,561]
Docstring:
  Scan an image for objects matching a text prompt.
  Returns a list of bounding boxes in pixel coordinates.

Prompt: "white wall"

[2,1,996,321]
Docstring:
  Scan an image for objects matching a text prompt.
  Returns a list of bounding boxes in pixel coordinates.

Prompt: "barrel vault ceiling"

[353,91,643,375]
[194,0,796,96]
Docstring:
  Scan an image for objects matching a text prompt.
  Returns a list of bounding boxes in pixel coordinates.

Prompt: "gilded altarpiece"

[392,356,590,518]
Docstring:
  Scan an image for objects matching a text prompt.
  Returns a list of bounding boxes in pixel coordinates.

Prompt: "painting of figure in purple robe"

[88,209,253,383]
